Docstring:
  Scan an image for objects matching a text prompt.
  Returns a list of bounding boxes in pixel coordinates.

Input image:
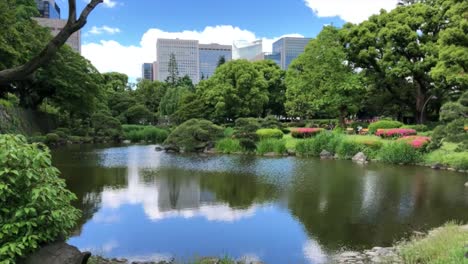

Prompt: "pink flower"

[376,128,417,138]
[398,136,431,148]
[291,128,323,138]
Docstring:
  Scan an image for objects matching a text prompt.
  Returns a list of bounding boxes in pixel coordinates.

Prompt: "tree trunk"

[415,84,426,124]
[0,0,102,86]
[339,106,347,128]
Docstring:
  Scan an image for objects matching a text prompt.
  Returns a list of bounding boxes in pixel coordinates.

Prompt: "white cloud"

[304,0,399,23]
[82,25,303,79]
[84,0,118,8]
[88,25,121,35]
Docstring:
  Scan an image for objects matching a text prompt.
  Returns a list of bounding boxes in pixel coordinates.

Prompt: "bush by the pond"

[398,223,468,264]
[379,141,422,164]
[424,143,468,170]
[368,120,403,134]
[0,135,80,263]
[291,128,323,138]
[336,140,364,159]
[398,136,431,149]
[256,139,287,155]
[260,115,283,129]
[223,127,235,138]
[295,132,343,157]
[45,133,60,144]
[164,119,223,152]
[256,128,284,140]
[233,117,261,142]
[239,138,257,152]
[215,138,243,154]
[124,125,169,143]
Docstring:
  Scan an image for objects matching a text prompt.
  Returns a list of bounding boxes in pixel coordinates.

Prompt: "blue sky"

[59,0,399,79]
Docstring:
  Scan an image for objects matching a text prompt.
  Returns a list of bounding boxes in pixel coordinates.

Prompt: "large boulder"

[320,150,333,160]
[352,152,368,164]
[19,242,90,264]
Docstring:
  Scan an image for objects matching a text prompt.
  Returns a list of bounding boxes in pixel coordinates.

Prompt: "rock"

[431,163,443,169]
[465,182,468,187]
[352,152,368,164]
[448,167,456,171]
[287,150,296,156]
[164,145,179,153]
[320,150,333,160]
[339,251,360,258]
[155,146,164,151]
[123,140,131,144]
[203,148,217,154]
[263,152,278,157]
[19,242,90,264]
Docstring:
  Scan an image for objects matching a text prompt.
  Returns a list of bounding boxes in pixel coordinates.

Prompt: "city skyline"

[71,0,400,80]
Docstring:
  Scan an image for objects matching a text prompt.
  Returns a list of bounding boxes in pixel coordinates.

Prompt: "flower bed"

[375,128,417,138]
[398,136,431,149]
[291,128,324,138]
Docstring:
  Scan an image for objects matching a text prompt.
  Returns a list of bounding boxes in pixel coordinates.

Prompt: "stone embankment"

[90,256,264,264]
[333,247,402,263]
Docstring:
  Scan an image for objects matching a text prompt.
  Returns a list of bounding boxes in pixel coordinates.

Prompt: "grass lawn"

[398,223,468,264]
[424,142,468,170]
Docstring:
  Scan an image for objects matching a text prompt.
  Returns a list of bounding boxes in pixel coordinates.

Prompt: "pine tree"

[217,56,226,68]
[166,53,179,86]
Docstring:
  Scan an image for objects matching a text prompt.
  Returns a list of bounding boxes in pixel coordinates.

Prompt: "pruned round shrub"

[164,119,223,152]
[261,116,282,129]
[256,128,284,140]
[397,136,431,149]
[375,128,417,138]
[239,138,257,152]
[0,135,80,263]
[45,133,60,144]
[378,141,422,164]
[401,124,429,132]
[368,120,403,134]
[286,121,306,128]
[291,128,323,138]
[256,139,287,155]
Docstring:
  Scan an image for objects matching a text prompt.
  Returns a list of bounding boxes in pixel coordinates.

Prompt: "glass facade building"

[232,40,263,61]
[36,0,60,19]
[157,39,200,84]
[142,63,154,81]
[199,44,232,80]
[272,37,312,69]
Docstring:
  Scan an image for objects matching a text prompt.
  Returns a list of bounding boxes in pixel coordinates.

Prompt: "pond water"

[51,144,468,264]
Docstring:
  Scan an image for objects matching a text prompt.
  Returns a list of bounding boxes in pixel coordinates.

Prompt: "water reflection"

[52,144,468,264]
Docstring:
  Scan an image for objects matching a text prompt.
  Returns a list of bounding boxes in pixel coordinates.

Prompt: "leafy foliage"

[256,128,284,140]
[368,120,403,134]
[379,141,422,164]
[256,139,287,155]
[0,135,80,263]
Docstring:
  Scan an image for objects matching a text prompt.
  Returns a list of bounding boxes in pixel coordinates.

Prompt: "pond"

[51,144,468,264]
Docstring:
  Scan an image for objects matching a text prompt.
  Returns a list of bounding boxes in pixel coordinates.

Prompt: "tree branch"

[0,0,103,86]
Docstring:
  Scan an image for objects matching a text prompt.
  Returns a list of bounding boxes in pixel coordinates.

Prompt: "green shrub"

[235,118,261,132]
[256,128,284,140]
[336,140,364,160]
[223,127,235,138]
[401,124,429,132]
[92,112,123,141]
[164,119,223,152]
[379,141,421,164]
[0,135,80,263]
[307,119,338,128]
[295,132,343,157]
[215,138,243,154]
[368,120,403,134]
[256,139,287,155]
[28,135,46,144]
[141,127,169,143]
[286,121,306,128]
[424,143,468,170]
[260,116,282,129]
[45,133,60,144]
[239,138,257,152]
[68,136,83,144]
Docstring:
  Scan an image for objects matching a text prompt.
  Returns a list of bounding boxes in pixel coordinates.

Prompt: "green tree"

[197,60,268,122]
[217,55,226,67]
[159,87,192,117]
[134,79,167,113]
[166,53,179,86]
[253,60,287,116]
[286,26,365,127]
[341,0,467,123]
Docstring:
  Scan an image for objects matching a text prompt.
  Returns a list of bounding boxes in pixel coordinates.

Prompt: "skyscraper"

[157,39,199,83]
[199,44,232,80]
[34,18,81,53]
[232,40,263,61]
[142,63,154,81]
[35,0,60,19]
[34,0,81,53]
[272,37,312,69]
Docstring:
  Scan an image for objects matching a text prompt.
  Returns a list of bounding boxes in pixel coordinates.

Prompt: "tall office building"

[34,18,81,53]
[199,44,232,80]
[35,0,60,19]
[157,39,199,83]
[142,63,154,81]
[232,40,263,61]
[152,61,159,81]
[272,37,312,69]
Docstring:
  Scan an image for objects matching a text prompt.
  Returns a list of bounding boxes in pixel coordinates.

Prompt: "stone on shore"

[465,182,468,187]
[320,150,333,159]
[19,242,90,264]
[352,152,368,164]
